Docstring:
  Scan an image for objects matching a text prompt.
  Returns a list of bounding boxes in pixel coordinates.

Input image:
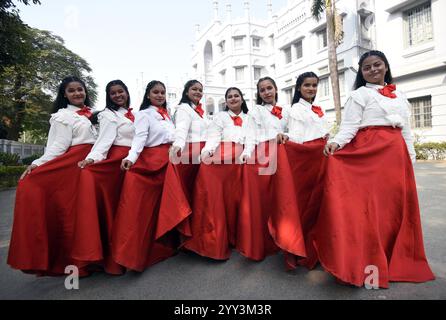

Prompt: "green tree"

[312,0,344,125]
[0,27,97,141]
[0,0,41,70]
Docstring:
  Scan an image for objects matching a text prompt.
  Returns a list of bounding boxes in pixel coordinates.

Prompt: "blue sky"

[18,0,287,108]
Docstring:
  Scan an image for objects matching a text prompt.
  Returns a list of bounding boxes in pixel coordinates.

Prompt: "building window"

[284,46,292,64]
[283,88,294,105]
[235,66,245,81]
[220,69,226,85]
[234,36,244,49]
[338,72,345,94]
[410,96,432,128]
[254,67,262,81]
[218,40,226,54]
[168,93,177,101]
[319,77,330,97]
[404,2,433,48]
[218,99,226,112]
[252,38,260,48]
[317,28,328,50]
[206,97,215,116]
[294,40,303,59]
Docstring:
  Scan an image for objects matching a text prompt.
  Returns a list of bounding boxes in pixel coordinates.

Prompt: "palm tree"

[312,0,344,124]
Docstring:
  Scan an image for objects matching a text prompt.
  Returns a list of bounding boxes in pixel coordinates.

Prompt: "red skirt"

[156,142,205,242]
[183,142,244,260]
[237,141,306,261]
[71,145,130,275]
[111,144,177,272]
[7,144,93,276]
[313,127,435,288]
[283,138,327,269]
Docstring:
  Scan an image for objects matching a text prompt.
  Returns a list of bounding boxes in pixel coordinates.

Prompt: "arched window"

[218,98,226,112]
[206,97,215,115]
[204,41,213,75]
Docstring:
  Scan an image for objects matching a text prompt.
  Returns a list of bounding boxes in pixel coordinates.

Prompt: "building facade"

[191,0,446,141]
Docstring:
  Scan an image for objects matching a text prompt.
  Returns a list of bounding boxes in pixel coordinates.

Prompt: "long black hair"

[140,80,167,111]
[52,76,91,113]
[179,80,203,107]
[90,80,132,125]
[224,87,249,114]
[256,76,279,105]
[105,80,130,111]
[354,50,393,90]
[291,72,319,105]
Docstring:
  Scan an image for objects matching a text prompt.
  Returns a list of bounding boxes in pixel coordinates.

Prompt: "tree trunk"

[326,0,342,125]
[8,73,26,141]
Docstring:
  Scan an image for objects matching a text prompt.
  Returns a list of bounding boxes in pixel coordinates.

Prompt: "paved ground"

[0,162,445,300]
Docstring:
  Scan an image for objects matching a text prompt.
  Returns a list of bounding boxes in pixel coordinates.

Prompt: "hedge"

[0,166,26,190]
[0,152,20,166]
[415,142,446,160]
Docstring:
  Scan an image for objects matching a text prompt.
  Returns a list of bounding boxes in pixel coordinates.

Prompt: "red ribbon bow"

[195,103,204,118]
[231,115,243,127]
[76,106,92,119]
[157,107,171,120]
[311,105,324,118]
[378,84,397,99]
[271,106,283,120]
[124,108,135,122]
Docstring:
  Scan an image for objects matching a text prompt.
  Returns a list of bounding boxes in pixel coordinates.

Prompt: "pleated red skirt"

[283,138,327,269]
[8,144,93,276]
[156,142,205,242]
[111,144,177,272]
[237,141,306,261]
[71,145,130,275]
[183,142,244,260]
[313,127,435,288]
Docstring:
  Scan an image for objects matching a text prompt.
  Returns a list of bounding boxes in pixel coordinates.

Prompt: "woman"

[71,80,134,275]
[112,80,177,272]
[8,76,97,276]
[317,50,435,288]
[183,87,249,260]
[156,80,208,244]
[283,72,329,269]
[237,77,306,262]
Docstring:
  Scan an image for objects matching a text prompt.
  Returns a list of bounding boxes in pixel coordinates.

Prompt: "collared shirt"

[286,98,330,144]
[125,106,175,164]
[86,107,135,162]
[331,83,416,163]
[32,105,97,166]
[202,110,249,154]
[172,102,208,150]
[242,104,286,157]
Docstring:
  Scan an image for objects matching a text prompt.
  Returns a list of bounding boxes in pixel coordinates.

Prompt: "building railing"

[0,139,44,159]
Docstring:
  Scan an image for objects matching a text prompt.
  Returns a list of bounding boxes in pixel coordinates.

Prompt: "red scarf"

[378,84,397,99]
[271,106,283,120]
[311,105,324,118]
[76,106,92,119]
[195,103,204,118]
[124,108,135,122]
[157,107,170,120]
[231,115,243,127]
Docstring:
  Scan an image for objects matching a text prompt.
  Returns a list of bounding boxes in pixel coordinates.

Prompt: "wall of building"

[191,0,446,140]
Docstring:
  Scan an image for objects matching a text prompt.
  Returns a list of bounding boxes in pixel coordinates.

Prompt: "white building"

[191,0,446,141]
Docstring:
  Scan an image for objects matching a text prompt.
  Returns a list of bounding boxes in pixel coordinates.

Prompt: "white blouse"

[201,110,249,154]
[172,102,208,150]
[125,106,175,164]
[331,83,416,163]
[32,105,97,166]
[285,98,330,144]
[86,107,135,162]
[242,104,286,157]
